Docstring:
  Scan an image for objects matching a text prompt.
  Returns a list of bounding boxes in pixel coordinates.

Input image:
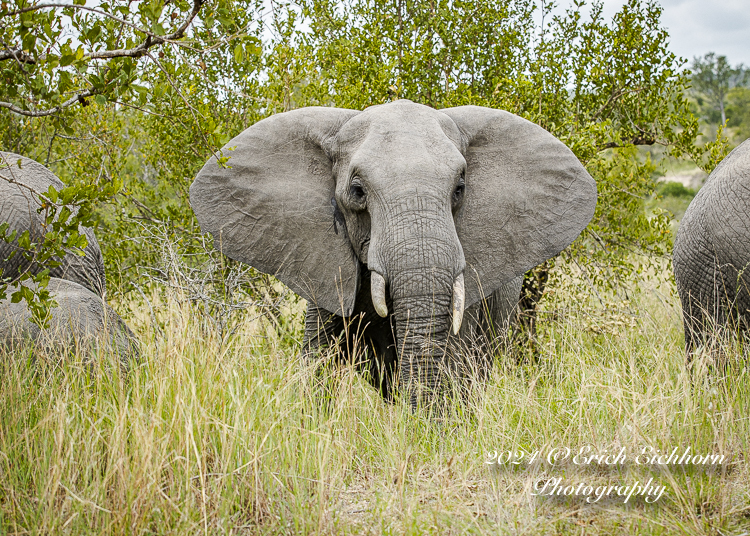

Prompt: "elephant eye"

[350,182,366,201]
[452,184,465,204]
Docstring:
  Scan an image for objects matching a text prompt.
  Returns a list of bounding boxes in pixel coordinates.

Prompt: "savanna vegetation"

[1,0,750,533]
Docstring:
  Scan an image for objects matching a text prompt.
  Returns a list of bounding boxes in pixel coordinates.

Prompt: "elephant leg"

[454,276,523,383]
[358,316,398,401]
[302,302,346,359]
[302,301,399,401]
[733,267,750,352]
[674,217,734,363]
[485,276,524,352]
[678,256,732,369]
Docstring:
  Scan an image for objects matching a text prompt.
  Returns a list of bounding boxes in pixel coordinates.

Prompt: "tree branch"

[0,89,96,117]
[0,0,204,117]
[4,0,204,59]
[0,47,36,64]
[599,134,656,150]
[591,86,643,121]
[88,0,204,60]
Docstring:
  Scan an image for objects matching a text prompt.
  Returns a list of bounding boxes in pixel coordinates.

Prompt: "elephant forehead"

[335,101,464,154]
[335,115,465,181]
[359,129,462,164]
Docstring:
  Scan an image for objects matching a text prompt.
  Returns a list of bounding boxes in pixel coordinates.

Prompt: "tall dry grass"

[1,270,749,535]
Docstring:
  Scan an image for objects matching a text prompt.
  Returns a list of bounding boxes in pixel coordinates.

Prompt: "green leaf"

[59,52,75,66]
[46,185,59,203]
[17,231,31,250]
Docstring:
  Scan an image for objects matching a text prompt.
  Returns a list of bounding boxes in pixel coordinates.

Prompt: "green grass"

[2,276,750,535]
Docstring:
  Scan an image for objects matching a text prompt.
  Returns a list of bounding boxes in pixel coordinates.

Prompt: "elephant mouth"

[369,269,465,335]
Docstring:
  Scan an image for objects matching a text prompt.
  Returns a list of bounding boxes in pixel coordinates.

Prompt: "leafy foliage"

[0,0,265,311]
[656,181,696,199]
[726,86,750,139]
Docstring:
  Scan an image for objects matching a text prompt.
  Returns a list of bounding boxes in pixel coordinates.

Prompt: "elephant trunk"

[367,196,465,410]
[372,270,464,332]
[390,267,454,409]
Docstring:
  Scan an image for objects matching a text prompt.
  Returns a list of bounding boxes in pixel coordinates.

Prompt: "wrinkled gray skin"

[0,152,106,296]
[674,138,750,356]
[190,101,597,407]
[0,277,139,361]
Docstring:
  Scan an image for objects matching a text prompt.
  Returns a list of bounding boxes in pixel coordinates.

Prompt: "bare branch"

[0,47,36,64]
[600,134,656,150]
[0,88,96,117]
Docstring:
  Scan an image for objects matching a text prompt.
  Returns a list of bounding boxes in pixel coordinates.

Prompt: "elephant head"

[190,101,596,404]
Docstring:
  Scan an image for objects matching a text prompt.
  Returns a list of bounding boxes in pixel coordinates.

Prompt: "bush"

[657,181,696,198]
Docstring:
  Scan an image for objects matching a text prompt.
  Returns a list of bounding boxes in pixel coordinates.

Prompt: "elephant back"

[0,152,106,296]
[681,140,750,271]
[0,277,139,363]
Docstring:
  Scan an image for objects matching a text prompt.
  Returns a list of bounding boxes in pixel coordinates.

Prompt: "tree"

[726,86,750,139]
[0,0,265,318]
[0,0,729,337]
[691,52,749,125]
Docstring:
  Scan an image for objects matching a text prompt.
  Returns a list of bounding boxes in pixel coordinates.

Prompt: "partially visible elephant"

[0,152,106,296]
[0,277,139,362]
[674,138,750,357]
[190,100,597,406]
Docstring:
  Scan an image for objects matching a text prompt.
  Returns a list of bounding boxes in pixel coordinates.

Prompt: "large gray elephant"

[0,152,106,296]
[190,100,597,406]
[674,138,750,356]
[1,153,138,363]
[0,278,139,362]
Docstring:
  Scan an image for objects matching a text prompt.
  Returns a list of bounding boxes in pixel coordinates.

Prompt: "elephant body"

[0,277,139,362]
[0,152,106,296]
[190,101,596,406]
[674,138,750,355]
[1,153,139,363]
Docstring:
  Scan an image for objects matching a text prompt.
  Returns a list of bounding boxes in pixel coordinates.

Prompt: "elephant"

[673,138,750,358]
[0,277,139,362]
[1,153,139,363]
[190,100,597,407]
[0,151,106,296]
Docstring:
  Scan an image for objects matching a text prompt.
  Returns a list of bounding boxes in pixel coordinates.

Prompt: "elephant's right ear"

[441,106,597,306]
[190,107,361,317]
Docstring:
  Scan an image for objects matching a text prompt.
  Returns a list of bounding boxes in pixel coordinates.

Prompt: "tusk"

[371,271,388,318]
[452,273,465,335]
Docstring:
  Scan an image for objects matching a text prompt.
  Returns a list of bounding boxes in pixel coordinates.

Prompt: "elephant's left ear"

[189,107,362,317]
[441,106,597,306]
